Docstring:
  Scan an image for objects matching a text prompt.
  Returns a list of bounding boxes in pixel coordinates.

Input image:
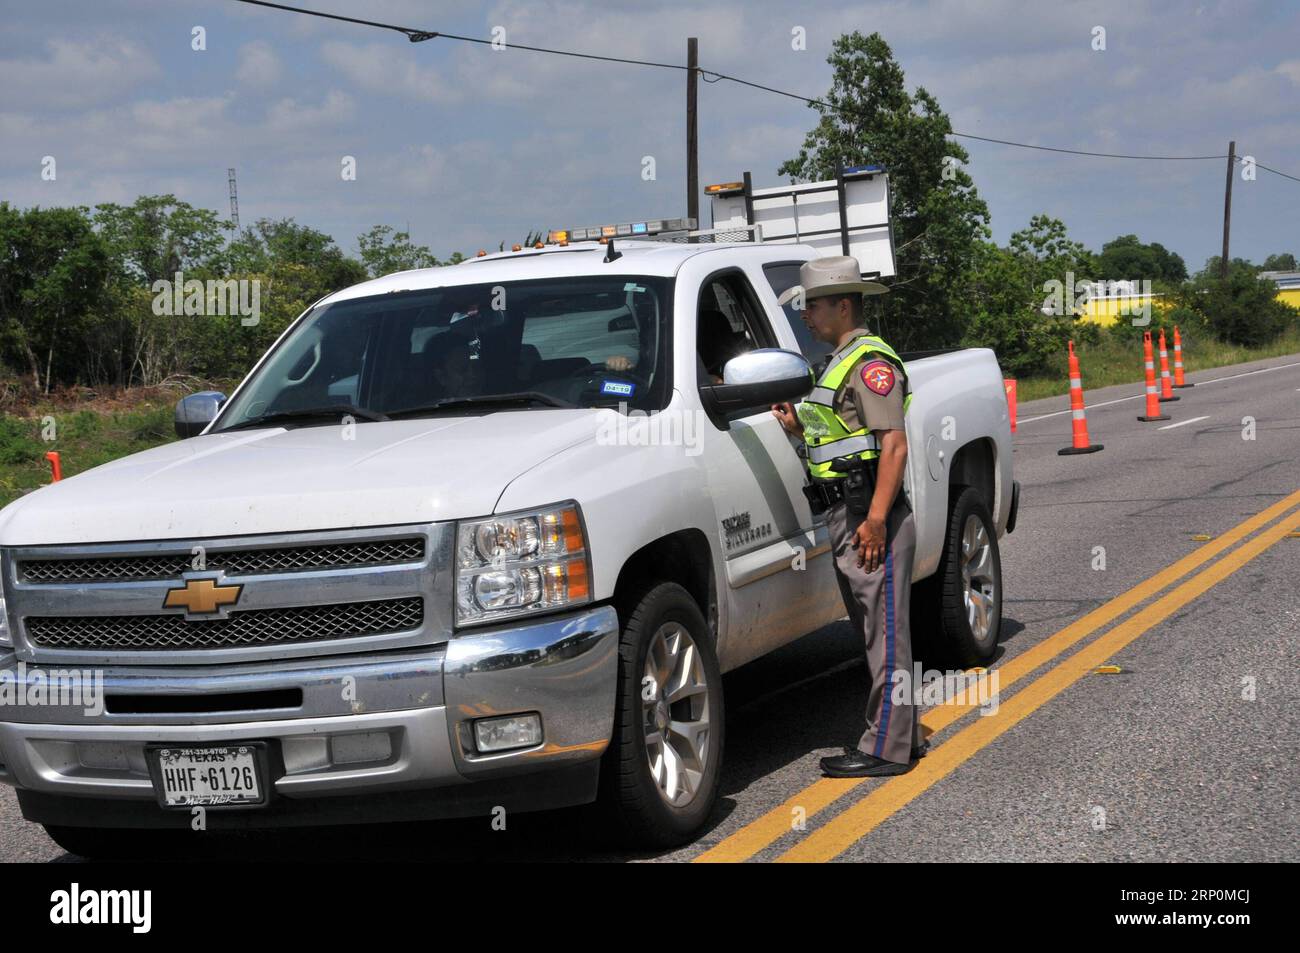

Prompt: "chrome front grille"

[2,524,454,665]
[20,537,425,584]
[26,597,424,652]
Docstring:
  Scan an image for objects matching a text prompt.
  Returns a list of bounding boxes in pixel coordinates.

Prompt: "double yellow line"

[695,487,1300,863]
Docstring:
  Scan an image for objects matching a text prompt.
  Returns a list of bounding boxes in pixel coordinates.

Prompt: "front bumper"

[0,604,619,828]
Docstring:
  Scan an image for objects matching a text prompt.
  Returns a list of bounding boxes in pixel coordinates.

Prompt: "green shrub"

[1176,267,1299,347]
[0,416,43,465]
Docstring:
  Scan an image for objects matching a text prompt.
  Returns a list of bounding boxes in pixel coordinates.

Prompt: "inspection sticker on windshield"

[623,283,645,293]
[601,380,634,396]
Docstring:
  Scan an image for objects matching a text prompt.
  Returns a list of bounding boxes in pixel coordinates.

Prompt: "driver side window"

[696,272,775,386]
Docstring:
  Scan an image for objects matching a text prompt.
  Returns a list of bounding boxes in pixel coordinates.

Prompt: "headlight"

[455,502,591,626]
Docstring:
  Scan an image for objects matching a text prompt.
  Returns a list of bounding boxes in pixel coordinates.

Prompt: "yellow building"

[1259,271,1300,309]
[1079,272,1299,326]
[1079,293,1166,326]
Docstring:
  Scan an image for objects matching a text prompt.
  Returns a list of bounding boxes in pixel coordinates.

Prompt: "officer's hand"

[853,516,888,572]
[771,402,803,436]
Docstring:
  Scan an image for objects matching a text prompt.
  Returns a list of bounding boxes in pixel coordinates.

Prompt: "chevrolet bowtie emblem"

[163,579,243,615]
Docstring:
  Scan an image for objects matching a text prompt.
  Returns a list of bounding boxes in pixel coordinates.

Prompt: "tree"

[222,218,367,294]
[1175,263,1298,347]
[779,31,990,349]
[358,225,442,277]
[1094,234,1187,284]
[93,195,228,286]
[1261,252,1297,272]
[961,216,1095,376]
[0,204,112,392]
[1196,255,1256,279]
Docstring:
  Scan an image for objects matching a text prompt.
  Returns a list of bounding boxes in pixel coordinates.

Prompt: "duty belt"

[803,480,847,510]
[803,458,878,516]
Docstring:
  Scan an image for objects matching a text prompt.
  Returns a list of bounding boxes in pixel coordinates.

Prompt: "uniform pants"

[827,495,921,764]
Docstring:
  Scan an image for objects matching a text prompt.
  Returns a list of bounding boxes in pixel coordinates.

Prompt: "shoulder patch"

[860,360,896,396]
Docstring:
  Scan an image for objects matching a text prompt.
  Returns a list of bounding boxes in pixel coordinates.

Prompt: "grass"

[1013,327,1300,403]
[0,399,178,510]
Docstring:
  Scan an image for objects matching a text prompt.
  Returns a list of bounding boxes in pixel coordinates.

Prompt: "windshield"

[215,275,673,430]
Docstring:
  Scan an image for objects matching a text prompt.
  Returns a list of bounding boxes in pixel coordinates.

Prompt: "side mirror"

[698,348,813,421]
[174,391,227,438]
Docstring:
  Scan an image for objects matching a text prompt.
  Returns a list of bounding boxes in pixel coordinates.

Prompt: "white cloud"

[237,41,282,88]
[1276,60,1300,85]
[320,40,460,104]
[264,89,356,131]
[0,37,159,109]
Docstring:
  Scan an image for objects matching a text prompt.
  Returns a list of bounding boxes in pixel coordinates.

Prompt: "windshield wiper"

[387,392,574,418]
[220,404,390,432]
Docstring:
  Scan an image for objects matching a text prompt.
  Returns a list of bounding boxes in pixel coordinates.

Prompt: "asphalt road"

[3,351,1297,863]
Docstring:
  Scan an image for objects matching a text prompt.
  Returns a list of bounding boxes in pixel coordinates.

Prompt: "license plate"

[149,744,265,808]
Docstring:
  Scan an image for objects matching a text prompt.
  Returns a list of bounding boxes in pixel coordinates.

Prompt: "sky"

[2,0,1298,273]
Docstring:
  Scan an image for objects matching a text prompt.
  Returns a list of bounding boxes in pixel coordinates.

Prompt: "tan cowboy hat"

[776,255,889,307]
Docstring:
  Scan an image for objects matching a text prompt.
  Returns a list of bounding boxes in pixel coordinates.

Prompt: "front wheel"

[599,582,724,848]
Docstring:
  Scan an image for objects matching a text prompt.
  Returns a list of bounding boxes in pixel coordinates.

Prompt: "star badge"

[861,360,896,396]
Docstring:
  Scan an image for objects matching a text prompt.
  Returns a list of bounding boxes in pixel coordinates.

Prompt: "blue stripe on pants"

[874,546,895,758]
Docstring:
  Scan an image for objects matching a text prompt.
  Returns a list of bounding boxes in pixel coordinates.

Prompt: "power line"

[1254,161,1300,184]
[950,133,1226,161]
[227,0,1298,174]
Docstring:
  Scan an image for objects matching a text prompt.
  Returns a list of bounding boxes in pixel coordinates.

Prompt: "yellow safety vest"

[797,333,911,480]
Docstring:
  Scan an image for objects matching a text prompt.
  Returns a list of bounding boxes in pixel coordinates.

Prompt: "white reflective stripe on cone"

[1072,409,1087,420]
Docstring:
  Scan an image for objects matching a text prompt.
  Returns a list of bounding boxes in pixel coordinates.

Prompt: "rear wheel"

[915,484,1002,667]
[599,581,724,848]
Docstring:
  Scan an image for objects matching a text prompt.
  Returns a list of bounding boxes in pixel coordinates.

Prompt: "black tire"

[915,484,1002,668]
[599,581,724,848]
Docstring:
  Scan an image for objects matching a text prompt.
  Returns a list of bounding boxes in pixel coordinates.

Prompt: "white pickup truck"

[0,236,1017,856]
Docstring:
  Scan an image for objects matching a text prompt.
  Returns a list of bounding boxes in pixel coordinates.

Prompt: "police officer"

[772,256,925,777]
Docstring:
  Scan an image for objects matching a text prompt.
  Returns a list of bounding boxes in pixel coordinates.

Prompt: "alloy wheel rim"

[642,622,712,807]
[960,513,997,645]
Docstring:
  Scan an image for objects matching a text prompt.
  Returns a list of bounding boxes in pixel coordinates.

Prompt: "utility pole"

[227,168,240,233]
[1220,141,1235,278]
[686,37,699,241]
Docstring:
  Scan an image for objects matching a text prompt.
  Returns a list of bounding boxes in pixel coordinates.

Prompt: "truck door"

[691,268,831,667]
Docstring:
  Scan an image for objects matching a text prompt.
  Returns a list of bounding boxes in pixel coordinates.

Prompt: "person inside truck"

[425,334,483,400]
[696,308,750,384]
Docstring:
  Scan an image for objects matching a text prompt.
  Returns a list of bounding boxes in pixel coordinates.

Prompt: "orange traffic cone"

[45,451,62,482]
[1157,328,1179,402]
[1059,341,1103,454]
[1137,331,1170,422]
[1173,325,1193,388]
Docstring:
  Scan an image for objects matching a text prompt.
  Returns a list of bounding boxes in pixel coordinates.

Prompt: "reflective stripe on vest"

[798,333,910,480]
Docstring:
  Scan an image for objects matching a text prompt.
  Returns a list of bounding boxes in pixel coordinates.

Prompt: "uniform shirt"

[828,330,907,434]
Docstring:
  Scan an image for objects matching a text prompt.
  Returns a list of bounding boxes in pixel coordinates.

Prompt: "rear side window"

[763,261,833,369]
